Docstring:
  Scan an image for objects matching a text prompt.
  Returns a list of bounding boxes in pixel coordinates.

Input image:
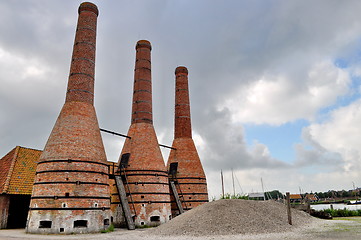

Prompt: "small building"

[304,193,319,202]
[0,146,41,229]
[289,194,302,203]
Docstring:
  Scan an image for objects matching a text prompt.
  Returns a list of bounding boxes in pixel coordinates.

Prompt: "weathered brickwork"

[26,2,111,234]
[111,40,171,227]
[167,67,208,217]
[0,195,10,229]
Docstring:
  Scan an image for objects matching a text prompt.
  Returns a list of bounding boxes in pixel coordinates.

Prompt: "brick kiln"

[167,67,208,217]
[26,2,111,234]
[112,40,171,227]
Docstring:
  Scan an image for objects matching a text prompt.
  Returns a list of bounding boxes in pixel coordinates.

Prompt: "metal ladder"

[114,168,136,230]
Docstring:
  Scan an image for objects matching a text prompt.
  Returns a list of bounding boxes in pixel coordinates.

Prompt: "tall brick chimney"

[26,2,111,234]
[167,66,208,217]
[111,40,171,227]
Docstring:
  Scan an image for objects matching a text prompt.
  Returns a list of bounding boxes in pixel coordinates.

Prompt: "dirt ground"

[0,217,360,240]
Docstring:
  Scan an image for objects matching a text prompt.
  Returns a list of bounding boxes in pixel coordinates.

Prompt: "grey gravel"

[150,199,316,236]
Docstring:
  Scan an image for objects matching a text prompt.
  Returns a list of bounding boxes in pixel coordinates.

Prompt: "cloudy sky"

[1,0,361,198]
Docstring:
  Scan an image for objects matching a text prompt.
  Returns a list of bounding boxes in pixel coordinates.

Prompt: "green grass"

[324,209,361,217]
[334,216,361,222]
[220,193,249,200]
[100,224,114,233]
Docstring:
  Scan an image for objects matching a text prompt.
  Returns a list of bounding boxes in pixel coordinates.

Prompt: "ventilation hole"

[66,178,69,181]
[39,220,52,228]
[60,228,64,232]
[141,222,145,225]
[73,220,87,228]
[76,181,80,185]
[65,192,70,197]
[95,179,98,181]
[142,204,145,207]
[141,195,144,199]
[94,203,98,207]
[189,197,192,199]
[62,203,67,208]
[150,216,160,222]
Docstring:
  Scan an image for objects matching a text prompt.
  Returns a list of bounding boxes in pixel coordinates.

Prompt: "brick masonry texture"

[111,40,171,227]
[26,2,111,234]
[131,40,153,124]
[167,67,208,216]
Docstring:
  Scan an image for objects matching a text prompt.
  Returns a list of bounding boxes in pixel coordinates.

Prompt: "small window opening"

[141,222,145,225]
[150,216,160,222]
[141,195,144,199]
[104,219,110,226]
[169,215,172,220]
[142,204,145,207]
[74,220,88,228]
[111,216,114,223]
[60,228,64,232]
[95,179,98,181]
[62,203,67,208]
[94,203,98,207]
[65,192,70,197]
[189,197,192,199]
[39,220,52,228]
[66,178,69,181]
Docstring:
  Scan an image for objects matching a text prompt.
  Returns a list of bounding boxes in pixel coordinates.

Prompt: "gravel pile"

[150,199,316,236]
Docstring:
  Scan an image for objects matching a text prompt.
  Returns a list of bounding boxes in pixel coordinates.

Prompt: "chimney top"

[78,2,98,16]
[136,40,152,50]
[175,66,188,75]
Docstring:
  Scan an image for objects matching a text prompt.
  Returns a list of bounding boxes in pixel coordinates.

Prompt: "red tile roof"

[0,146,42,195]
[305,194,318,201]
[290,194,302,199]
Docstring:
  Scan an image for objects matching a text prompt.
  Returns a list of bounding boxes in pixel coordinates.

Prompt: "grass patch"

[334,216,361,222]
[100,224,114,233]
[324,209,361,217]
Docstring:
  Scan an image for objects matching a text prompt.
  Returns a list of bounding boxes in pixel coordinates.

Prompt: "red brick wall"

[167,67,208,216]
[131,40,153,124]
[112,40,171,227]
[0,195,10,229]
[27,3,111,234]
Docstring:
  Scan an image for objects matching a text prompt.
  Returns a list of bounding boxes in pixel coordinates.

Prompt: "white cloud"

[304,99,361,172]
[219,60,350,125]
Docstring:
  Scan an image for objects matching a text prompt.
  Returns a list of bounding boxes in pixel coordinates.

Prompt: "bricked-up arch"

[111,40,171,227]
[26,2,111,234]
[167,67,208,217]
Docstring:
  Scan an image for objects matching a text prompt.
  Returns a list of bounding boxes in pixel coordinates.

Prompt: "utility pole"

[221,170,225,199]
[231,169,235,197]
